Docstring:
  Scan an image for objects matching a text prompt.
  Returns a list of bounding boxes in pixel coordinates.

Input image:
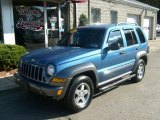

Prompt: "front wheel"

[66,76,94,113]
[132,59,145,82]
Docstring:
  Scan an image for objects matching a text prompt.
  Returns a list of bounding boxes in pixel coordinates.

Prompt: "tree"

[138,0,160,8]
[78,14,89,26]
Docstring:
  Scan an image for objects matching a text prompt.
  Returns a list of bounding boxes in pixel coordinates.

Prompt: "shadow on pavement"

[93,79,135,99]
[0,79,136,120]
[0,88,72,120]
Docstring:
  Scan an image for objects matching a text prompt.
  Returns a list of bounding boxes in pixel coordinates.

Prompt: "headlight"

[47,65,55,76]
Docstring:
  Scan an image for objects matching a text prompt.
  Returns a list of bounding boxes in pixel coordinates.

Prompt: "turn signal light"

[52,78,66,83]
[57,90,63,96]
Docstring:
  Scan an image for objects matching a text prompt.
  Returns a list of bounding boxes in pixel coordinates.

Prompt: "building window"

[91,8,101,23]
[12,0,65,50]
[13,0,45,49]
[0,1,3,43]
[110,10,117,24]
[127,14,140,25]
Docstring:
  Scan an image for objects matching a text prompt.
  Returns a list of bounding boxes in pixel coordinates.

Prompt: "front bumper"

[14,73,64,100]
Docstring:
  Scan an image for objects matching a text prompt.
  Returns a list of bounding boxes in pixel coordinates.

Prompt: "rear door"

[122,28,140,72]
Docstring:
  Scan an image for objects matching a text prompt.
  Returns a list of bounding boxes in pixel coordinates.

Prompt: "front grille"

[20,62,44,82]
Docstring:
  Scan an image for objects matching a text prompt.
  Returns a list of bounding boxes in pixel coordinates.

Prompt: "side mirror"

[105,43,110,50]
[109,42,120,51]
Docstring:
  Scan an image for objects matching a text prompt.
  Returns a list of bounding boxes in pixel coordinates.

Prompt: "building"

[72,0,159,40]
[0,0,67,50]
[0,0,159,50]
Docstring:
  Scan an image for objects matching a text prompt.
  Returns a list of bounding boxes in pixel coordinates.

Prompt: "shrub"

[0,44,26,70]
[79,14,89,26]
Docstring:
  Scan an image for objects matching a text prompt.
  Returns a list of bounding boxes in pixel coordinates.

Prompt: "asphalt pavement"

[0,76,18,92]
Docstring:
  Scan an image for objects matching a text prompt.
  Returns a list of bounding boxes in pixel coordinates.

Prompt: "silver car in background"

[156,24,160,35]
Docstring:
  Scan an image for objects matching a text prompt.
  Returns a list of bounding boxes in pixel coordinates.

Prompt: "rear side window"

[123,29,138,46]
[136,28,146,43]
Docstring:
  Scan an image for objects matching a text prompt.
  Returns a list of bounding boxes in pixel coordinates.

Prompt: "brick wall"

[69,0,157,39]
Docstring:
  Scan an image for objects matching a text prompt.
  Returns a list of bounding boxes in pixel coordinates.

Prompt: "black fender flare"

[55,62,99,83]
[132,51,148,73]
[54,63,99,99]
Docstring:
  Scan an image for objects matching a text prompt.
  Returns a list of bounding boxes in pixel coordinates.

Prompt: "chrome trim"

[19,62,44,82]
[99,74,136,92]
[37,67,40,80]
[103,63,133,75]
[98,71,132,86]
[98,59,135,73]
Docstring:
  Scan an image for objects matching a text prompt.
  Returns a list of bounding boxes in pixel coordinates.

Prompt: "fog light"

[57,90,63,96]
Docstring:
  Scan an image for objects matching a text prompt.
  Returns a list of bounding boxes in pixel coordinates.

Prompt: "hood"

[22,46,101,66]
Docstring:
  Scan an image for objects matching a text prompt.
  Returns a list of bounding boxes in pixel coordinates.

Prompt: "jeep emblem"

[31,59,36,62]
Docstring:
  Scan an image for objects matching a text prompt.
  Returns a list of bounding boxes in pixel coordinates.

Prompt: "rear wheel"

[132,59,145,82]
[66,76,94,113]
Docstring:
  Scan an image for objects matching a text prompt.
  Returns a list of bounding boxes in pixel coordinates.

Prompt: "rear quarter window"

[136,28,146,43]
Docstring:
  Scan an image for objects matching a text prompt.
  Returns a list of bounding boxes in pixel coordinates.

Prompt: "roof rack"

[117,22,138,26]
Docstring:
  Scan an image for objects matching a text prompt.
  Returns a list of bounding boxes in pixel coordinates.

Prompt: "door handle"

[136,47,140,50]
[119,51,125,55]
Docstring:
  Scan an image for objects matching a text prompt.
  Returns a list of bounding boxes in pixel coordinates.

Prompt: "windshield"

[58,28,106,49]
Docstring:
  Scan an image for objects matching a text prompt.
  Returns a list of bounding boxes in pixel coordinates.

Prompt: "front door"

[45,2,64,47]
[99,29,128,83]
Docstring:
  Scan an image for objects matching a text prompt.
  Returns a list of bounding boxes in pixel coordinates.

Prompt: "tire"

[132,59,145,82]
[66,75,94,113]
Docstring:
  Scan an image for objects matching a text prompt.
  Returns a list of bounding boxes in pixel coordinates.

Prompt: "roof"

[111,0,159,11]
[78,24,115,30]
[78,23,140,30]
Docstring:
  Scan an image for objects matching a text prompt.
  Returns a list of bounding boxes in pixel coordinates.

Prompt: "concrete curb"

[0,74,14,79]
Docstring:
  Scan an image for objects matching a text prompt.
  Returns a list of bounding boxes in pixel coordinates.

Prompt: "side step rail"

[99,74,135,92]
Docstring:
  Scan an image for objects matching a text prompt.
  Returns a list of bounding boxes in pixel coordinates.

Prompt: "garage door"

[127,14,140,25]
[143,17,152,40]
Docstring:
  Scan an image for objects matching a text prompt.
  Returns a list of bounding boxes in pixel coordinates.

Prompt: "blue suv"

[14,23,149,112]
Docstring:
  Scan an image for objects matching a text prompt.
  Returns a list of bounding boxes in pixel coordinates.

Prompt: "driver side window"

[108,30,124,50]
